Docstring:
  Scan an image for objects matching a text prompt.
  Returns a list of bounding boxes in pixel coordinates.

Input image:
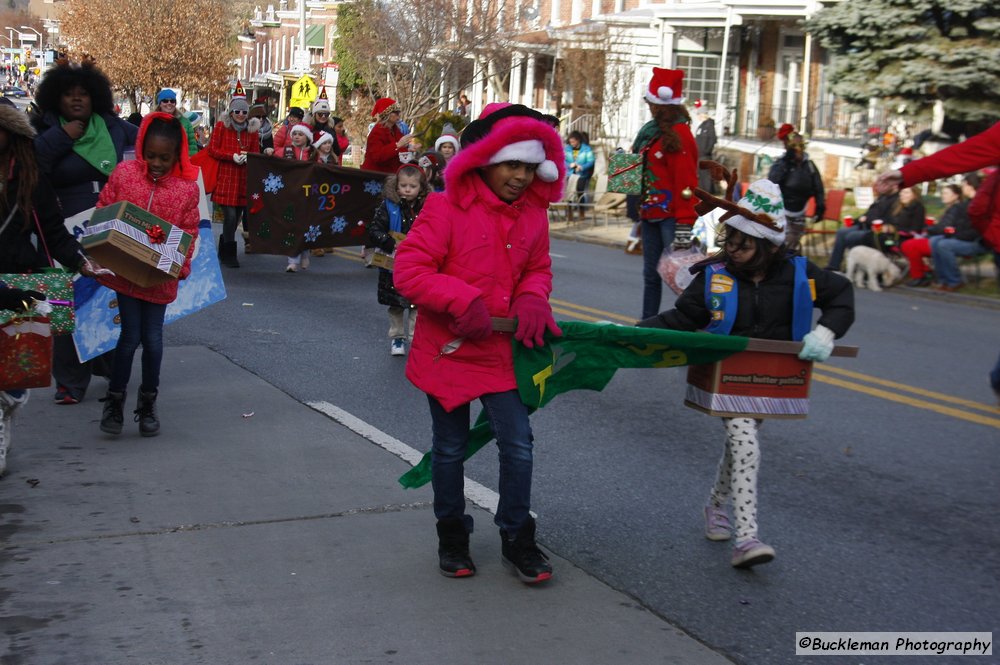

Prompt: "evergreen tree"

[807,0,1000,122]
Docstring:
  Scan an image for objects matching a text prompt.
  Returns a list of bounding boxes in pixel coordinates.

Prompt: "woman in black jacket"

[30,59,136,405]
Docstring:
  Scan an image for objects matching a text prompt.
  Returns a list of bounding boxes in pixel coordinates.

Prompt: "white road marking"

[306,401,500,515]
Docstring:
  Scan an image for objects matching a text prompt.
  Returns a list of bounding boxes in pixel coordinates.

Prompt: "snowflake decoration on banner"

[330,216,347,234]
[251,192,261,201]
[304,225,322,243]
[363,179,382,196]
[263,172,284,194]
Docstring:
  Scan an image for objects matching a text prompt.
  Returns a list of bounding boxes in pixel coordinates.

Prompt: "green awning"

[305,24,325,49]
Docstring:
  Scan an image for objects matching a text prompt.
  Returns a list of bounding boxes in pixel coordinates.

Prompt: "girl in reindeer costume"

[640,167,855,568]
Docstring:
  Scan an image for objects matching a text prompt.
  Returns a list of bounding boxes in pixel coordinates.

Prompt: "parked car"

[2,86,28,98]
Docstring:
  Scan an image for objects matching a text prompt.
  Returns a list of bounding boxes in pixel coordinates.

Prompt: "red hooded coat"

[95,112,200,304]
[393,106,565,411]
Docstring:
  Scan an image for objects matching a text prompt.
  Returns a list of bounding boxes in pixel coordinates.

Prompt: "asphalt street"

[3,234,998,664]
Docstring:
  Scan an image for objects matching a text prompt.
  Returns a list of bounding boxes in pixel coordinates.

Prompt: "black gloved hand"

[382,237,397,254]
[0,287,45,312]
[815,207,826,221]
[671,224,693,250]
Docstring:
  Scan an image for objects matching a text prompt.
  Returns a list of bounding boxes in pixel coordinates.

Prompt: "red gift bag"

[191,149,219,194]
[0,318,53,390]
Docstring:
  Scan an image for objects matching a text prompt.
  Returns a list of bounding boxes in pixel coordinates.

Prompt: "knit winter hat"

[644,67,685,105]
[777,123,795,141]
[434,123,460,153]
[157,89,177,104]
[459,103,560,182]
[229,80,249,113]
[444,102,565,202]
[721,179,787,246]
[312,88,331,114]
[287,107,305,120]
[312,130,334,149]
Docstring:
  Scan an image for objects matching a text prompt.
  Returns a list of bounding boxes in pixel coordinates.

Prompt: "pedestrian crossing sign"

[289,75,317,111]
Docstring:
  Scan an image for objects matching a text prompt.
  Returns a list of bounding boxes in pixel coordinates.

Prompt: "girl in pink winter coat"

[95,112,200,439]
[393,103,565,584]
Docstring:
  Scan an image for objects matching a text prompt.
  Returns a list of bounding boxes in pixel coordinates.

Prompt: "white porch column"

[550,0,562,26]
[487,58,499,103]
[714,8,733,124]
[659,21,676,67]
[508,52,523,104]
[523,53,537,109]
[591,0,602,19]
[472,58,485,118]
[799,32,812,131]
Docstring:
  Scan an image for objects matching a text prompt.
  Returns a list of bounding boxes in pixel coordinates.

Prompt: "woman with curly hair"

[630,67,699,319]
[31,58,138,405]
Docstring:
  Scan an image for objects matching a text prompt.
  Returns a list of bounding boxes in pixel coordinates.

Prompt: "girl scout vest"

[703,256,814,341]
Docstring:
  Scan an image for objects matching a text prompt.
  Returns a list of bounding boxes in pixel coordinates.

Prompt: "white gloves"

[232,152,247,165]
[798,324,836,362]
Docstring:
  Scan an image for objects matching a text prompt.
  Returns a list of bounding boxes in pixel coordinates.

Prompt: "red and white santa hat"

[289,123,313,139]
[644,67,685,106]
[312,130,334,149]
[443,102,566,203]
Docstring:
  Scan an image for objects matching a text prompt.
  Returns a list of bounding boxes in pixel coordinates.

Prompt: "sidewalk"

[1,346,734,664]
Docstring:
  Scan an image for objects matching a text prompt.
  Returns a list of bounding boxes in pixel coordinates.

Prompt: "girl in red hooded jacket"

[394,103,564,585]
[95,113,200,439]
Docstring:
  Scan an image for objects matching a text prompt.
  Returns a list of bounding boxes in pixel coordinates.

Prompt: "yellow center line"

[549,298,1000,422]
[814,374,1000,429]
[813,364,999,414]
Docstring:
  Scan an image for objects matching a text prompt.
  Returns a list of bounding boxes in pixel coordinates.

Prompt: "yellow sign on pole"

[288,75,317,111]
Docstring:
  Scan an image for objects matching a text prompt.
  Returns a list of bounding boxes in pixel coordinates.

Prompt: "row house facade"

[237,0,875,184]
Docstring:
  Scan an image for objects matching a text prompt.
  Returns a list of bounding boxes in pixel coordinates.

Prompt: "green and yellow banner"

[398,321,749,489]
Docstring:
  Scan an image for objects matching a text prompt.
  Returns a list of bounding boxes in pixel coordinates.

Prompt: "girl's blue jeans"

[109,293,167,393]
[428,390,534,534]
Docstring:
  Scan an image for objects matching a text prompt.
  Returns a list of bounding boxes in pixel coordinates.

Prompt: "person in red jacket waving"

[393,103,564,584]
[361,97,413,173]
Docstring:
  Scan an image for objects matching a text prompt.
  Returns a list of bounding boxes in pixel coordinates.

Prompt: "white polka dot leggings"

[709,417,762,543]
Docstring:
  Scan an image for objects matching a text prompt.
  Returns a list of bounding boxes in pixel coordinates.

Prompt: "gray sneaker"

[731,538,775,568]
[0,392,28,477]
[704,503,732,541]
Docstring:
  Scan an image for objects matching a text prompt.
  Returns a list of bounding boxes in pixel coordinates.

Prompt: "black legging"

[221,205,247,243]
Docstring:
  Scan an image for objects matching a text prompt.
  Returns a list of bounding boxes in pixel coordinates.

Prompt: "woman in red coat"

[632,67,700,319]
[361,98,412,173]
[208,83,260,268]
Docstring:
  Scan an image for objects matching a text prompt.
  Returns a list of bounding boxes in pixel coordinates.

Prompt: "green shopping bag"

[0,271,75,335]
[607,152,644,195]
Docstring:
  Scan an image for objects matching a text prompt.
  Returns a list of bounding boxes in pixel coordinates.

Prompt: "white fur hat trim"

[723,179,788,246]
[487,139,559,182]
[290,124,312,138]
[435,135,460,152]
[312,131,334,148]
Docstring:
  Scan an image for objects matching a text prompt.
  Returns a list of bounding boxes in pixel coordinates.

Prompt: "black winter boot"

[500,516,552,584]
[99,390,126,436]
[220,240,240,268]
[436,517,476,578]
[134,390,160,437]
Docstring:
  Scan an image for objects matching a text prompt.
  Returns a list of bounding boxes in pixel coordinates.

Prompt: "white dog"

[845,245,903,291]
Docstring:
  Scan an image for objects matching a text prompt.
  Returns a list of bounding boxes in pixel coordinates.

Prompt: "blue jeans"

[826,226,871,270]
[428,390,534,534]
[641,218,677,319]
[109,293,167,393]
[931,238,987,287]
